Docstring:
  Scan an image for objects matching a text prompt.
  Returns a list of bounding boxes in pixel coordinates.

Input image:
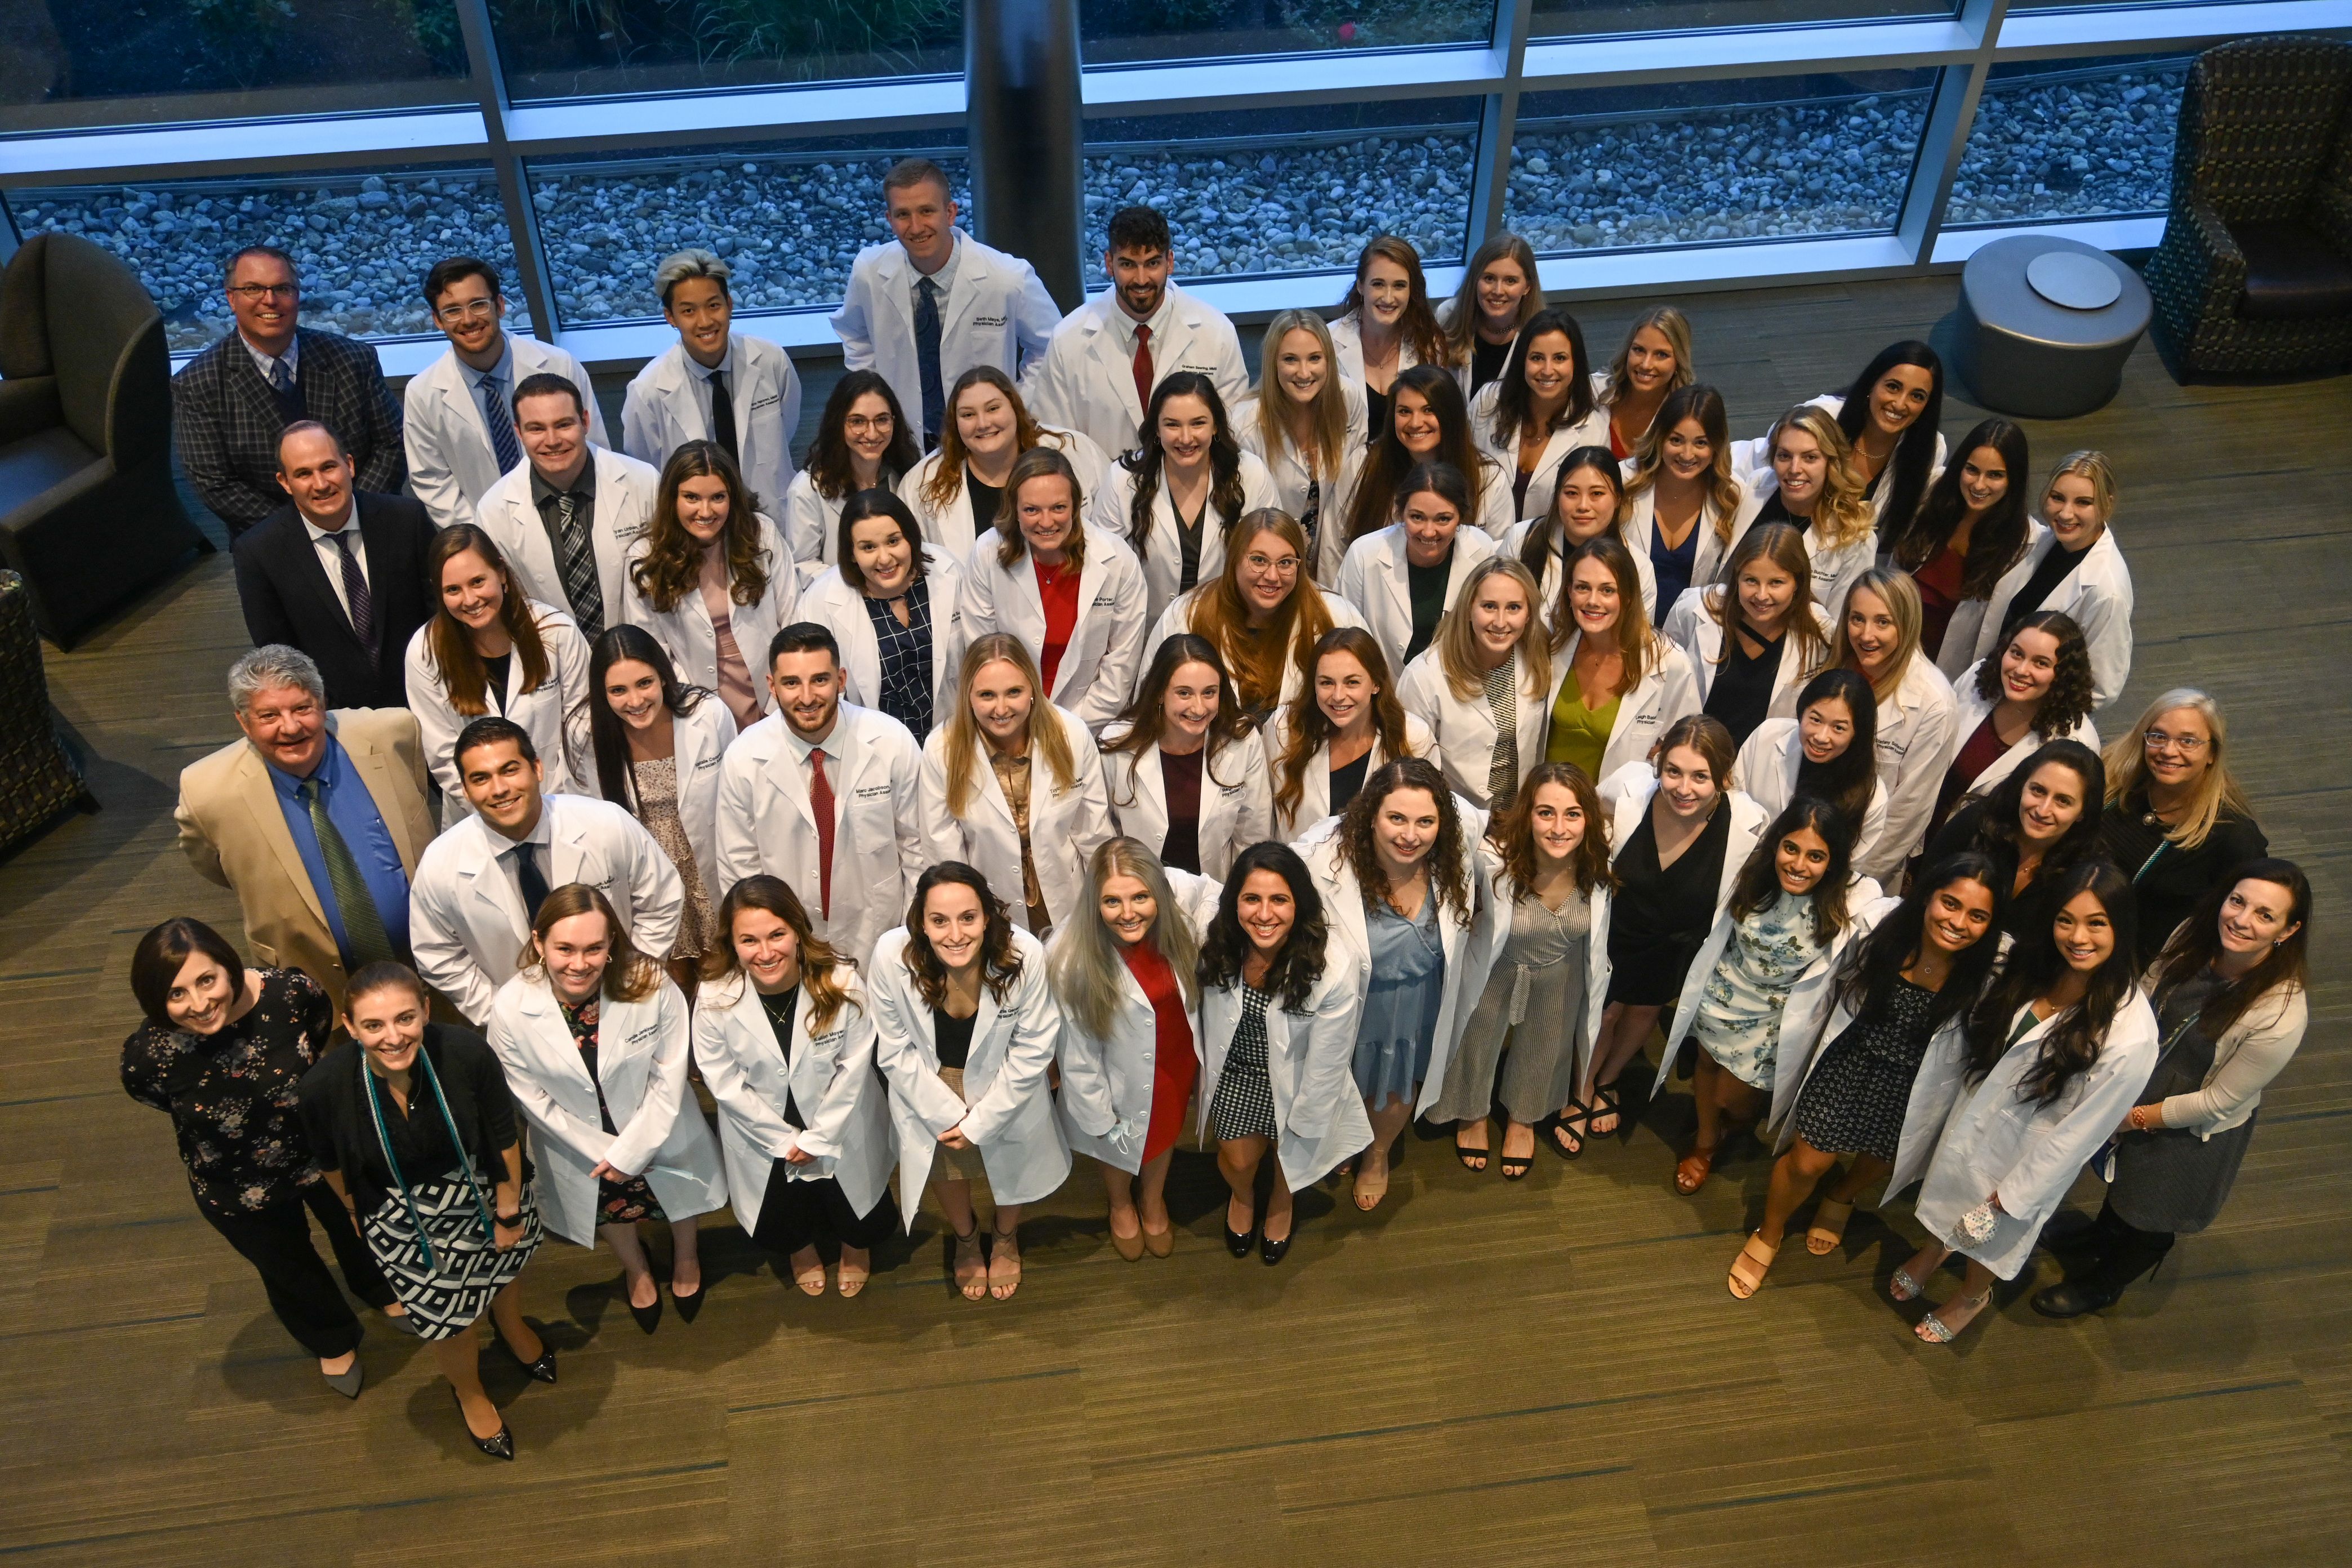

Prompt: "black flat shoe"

[452,1388,514,1461]
[627,1289,662,1335]
[1259,1228,1293,1267]
[498,1333,558,1384]
[671,1284,705,1324]
[2032,1280,2119,1319]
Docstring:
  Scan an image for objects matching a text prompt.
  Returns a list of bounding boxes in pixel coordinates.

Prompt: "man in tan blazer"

[175,645,436,1010]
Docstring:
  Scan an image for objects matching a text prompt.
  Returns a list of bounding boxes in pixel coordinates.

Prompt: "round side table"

[1954,236,2153,418]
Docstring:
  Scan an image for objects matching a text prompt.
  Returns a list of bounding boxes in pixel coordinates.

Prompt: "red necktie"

[1130,323,1154,421]
[809,749,836,920]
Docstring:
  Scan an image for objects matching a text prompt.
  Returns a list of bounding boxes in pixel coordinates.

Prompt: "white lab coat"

[1500,515,1657,629]
[1135,583,1368,714]
[1727,469,1877,628]
[868,925,1071,1227]
[1655,881,1889,1101]
[1622,486,1738,602]
[1327,312,1433,385]
[957,526,1150,732]
[1665,591,1834,720]
[1512,630,1704,787]
[917,701,1115,934]
[1302,818,1484,1119]
[1467,379,1612,528]
[607,696,737,907]
[1197,968,1371,1188]
[1053,868,1222,1172]
[830,232,1064,434]
[1089,448,1282,625]
[1732,392,1949,509]
[487,971,728,1248]
[1396,645,1566,812]
[1099,729,1275,881]
[473,444,662,629]
[616,511,798,715]
[1336,522,1497,681]
[1911,991,2159,1278]
[777,471,867,580]
[795,546,969,729]
[409,792,686,1026]
[403,600,594,821]
[896,426,1112,565]
[1966,523,2135,711]
[691,965,896,1235]
[1021,284,1250,459]
[1942,664,2102,804]
[403,337,606,530]
[1448,853,1612,1097]
[711,704,928,963]
[1732,717,1892,873]
[1772,984,1969,1185]
[1861,654,1962,883]
[1259,706,1440,841]
[620,335,803,510]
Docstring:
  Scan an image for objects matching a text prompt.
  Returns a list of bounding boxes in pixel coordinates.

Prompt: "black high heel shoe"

[1259,1225,1294,1267]
[671,1281,705,1324]
[452,1388,515,1462]
[626,1276,662,1335]
[498,1330,558,1384]
[1224,1200,1257,1258]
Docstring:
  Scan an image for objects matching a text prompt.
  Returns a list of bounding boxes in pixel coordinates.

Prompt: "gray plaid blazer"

[173,328,406,533]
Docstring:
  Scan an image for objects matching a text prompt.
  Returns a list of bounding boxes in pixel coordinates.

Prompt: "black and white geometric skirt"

[360,1177,544,1340]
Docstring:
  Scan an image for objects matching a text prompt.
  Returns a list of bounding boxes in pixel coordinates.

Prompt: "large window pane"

[1533,0,1952,40]
[0,0,468,127]
[1945,55,2189,228]
[4,165,524,351]
[1080,0,1495,66]
[1084,101,1481,281]
[527,133,969,326]
[1507,72,1934,253]
[494,0,961,101]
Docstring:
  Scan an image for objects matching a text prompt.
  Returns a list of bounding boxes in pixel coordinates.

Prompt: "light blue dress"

[1692,892,1824,1090]
[1353,892,1446,1107]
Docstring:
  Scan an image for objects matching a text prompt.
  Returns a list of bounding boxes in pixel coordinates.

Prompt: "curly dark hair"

[1197,841,1330,1013]
[1963,861,2140,1107]
[1337,756,1473,929]
[1972,610,2094,742]
[901,862,1026,1009]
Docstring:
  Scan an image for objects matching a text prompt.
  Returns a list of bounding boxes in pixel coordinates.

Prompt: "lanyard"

[361,1044,497,1269]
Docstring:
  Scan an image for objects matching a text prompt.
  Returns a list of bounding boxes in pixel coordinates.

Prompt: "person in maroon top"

[1887,417,2032,665]
[1930,609,2097,839]
[1049,838,1214,1261]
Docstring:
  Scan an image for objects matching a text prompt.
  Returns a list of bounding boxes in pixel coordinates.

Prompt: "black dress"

[1702,627,1784,746]
[2109,973,2256,1235]
[1606,801,1735,1006]
[749,985,893,1255]
[1793,975,1941,1162]
[2096,792,2270,968]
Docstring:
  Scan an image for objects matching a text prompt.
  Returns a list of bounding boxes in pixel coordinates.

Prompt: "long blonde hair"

[1185,510,1333,717]
[1437,556,1553,703]
[1046,837,1201,1040]
[1601,305,1695,407]
[1253,310,1351,486]
[942,634,1080,818]
[1827,565,1923,703]
[2102,688,2254,851]
[1768,404,1874,553]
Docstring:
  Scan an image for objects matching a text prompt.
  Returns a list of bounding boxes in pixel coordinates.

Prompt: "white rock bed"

[1944,64,2185,228]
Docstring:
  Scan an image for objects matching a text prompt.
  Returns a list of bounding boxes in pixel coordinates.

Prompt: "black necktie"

[914,277,945,448]
[510,841,549,921]
[325,528,375,648]
[707,371,740,467]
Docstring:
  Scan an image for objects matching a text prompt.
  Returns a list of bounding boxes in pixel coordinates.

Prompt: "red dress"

[1914,544,1966,658]
[1034,556,1082,694]
[1120,940,1197,1164]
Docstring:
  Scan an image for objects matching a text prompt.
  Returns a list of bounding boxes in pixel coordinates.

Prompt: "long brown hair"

[1486,306,1596,448]
[994,446,1087,571]
[629,440,773,613]
[901,862,1026,1009]
[1490,761,1614,898]
[1554,536,1656,692]
[1103,634,1254,794]
[700,875,854,1034]
[1335,234,1451,369]
[1338,756,1474,929]
[1703,522,1829,674]
[942,634,1080,818]
[805,369,920,504]
[1441,231,1543,364]
[526,883,661,1003]
[1623,381,1742,532]
[1121,371,1246,562]
[1342,364,1483,547]
[2146,857,2310,1039]
[1273,626,1412,830]
[423,524,551,716]
[1184,510,1332,718]
[923,366,1048,511]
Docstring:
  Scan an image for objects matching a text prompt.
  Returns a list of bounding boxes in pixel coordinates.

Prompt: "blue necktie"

[481,376,523,473]
[914,277,946,447]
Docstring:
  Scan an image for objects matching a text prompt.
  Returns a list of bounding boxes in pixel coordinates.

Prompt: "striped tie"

[481,377,523,472]
[1484,660,1520,811]
[299,778,399,969]
[551,492,605,640]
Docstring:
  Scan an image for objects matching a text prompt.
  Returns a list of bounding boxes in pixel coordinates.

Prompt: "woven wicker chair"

[2147,36,2352,381]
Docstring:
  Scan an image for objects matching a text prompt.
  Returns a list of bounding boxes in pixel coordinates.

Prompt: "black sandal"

[1587,1084,1624,1139]
[1454,1128,1490,1173]
[1549,1103,1589,1160]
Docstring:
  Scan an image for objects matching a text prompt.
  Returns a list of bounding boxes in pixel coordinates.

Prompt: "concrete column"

[966,0,1088,311]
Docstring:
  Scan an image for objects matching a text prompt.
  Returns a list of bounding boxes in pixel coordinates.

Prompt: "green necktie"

[300,777,399,969]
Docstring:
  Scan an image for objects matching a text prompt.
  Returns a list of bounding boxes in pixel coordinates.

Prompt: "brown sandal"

[1728,1233,1778,1300]
[1806,1199,1855,1256]
[1673,1145,1716,1195]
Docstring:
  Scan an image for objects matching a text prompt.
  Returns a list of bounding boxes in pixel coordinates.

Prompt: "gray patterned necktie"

[1484,659,1520,810]
[550,492,604,639]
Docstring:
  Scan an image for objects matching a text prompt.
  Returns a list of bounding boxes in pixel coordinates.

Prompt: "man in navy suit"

[175,245,406,534]
[233,422,435,710]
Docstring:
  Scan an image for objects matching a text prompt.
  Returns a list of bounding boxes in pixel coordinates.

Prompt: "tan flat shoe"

[1108,1224,1144,1263]
[1728,1232,1778,1300]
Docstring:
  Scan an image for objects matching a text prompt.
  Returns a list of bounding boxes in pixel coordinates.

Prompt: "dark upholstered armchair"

[2148,37,2352,382]
[0,232,211,645]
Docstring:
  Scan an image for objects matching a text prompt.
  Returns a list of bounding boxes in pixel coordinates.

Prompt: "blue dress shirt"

[268,736,412,963]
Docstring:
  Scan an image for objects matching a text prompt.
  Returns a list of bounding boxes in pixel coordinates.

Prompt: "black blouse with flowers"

[120,967,334,1219]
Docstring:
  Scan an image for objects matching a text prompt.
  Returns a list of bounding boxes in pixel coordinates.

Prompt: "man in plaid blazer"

[174,245,406,536]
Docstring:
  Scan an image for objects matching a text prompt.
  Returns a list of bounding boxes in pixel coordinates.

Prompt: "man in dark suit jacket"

[234,421,435,710]
[175,244,406,535]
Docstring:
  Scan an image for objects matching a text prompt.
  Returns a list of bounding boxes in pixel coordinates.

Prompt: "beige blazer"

[173,708,435,1008]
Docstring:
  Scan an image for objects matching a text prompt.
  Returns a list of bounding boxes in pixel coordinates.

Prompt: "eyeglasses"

[228,283,300,301]
[434,299,498,323]
[2144,730,2210,754]
[842,415,894,434]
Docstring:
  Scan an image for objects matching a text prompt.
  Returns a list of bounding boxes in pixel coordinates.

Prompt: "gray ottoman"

[1955,236,2153,418]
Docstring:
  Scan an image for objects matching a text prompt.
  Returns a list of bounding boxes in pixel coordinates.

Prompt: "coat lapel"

[238,746,327,924]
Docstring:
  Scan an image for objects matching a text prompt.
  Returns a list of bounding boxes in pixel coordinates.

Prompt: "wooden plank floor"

[3,275,2347,1566]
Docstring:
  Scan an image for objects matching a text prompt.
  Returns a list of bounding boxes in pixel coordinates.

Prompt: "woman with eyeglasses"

[2095,688,2269,969]
[779,369,921,576]
[1138,510,1365,725]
